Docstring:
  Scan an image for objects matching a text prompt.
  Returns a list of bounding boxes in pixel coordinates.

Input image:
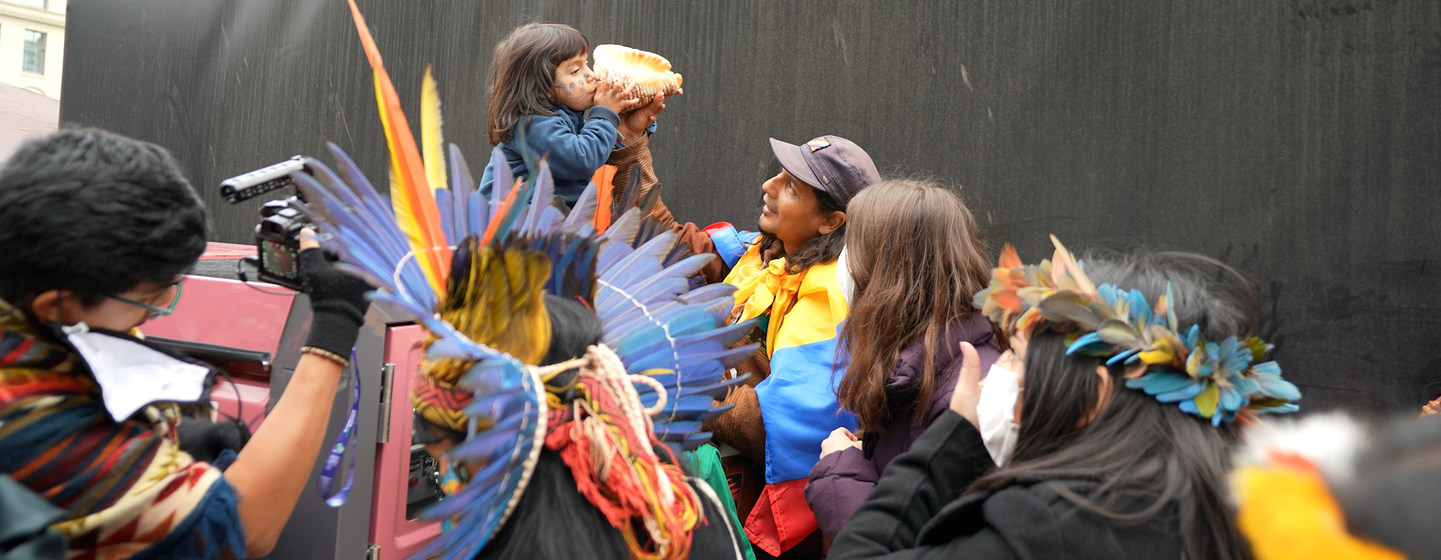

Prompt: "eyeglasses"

[106,282,184,318]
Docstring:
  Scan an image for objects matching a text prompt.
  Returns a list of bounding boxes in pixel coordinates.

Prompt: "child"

[479,23,643,207]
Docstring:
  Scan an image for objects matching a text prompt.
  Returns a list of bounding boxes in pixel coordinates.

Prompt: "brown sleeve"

[674,222,728,284]
[702,345,770,462]
[605,133,675,230]
[706,384,767,463]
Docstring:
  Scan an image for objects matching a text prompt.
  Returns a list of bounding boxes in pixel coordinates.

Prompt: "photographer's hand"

[224,231,373,557]
[298,232,371,358]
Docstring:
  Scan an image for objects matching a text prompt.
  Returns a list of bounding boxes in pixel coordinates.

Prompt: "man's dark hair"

[756,186,846,275]
[0,128,208,307]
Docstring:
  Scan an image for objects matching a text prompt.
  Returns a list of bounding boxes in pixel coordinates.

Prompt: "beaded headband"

[973,236,1300,425]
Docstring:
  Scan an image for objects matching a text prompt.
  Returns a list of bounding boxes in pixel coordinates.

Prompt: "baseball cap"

[768,135,880,206]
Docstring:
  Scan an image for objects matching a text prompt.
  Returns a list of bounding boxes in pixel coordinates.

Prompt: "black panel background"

[60,0,1441,413]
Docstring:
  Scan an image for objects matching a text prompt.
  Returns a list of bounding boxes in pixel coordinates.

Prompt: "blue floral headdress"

[973,236,1300,425]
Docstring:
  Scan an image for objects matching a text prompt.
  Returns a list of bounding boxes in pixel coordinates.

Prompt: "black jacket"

[829,411,1184,559]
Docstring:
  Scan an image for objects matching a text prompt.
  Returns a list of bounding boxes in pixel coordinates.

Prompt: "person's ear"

[817,210,847,235]
[27,289,78,325]
[1079,365,1118,428]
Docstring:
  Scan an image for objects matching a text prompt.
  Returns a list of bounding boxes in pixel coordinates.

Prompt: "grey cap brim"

[769,138,823,190]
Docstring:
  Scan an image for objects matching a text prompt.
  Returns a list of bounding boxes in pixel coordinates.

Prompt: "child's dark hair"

[485,23,590,145]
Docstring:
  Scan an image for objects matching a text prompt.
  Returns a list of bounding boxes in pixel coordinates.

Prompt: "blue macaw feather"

[293,170,405,263]
[667,320,756,352]
[325,144,413,251]
[468,190,489,240]
[449,143,474,237]
[1131,370,1199,395]
[626,345,754,376]
[418,466,503,518]
[1153,381,1207,403]
[1106,349,1140,366]
[599,230,676,284]
[597,278,690,323]
[652,395,727,423]
[594,238,633,277]
[1218,386,1244,411]
[488,145,514,222]
[610,309,721,364]
[461,361,528,392]
[451,415,535,462]
[521,163,554,237]
[1127,288,1152,324]
[599,208,643,249]
[675,374,752,399]
[490,160,542,244]
[652,420,703,439]
[678,282,738,305]
[680,432,714,450]
[613,253,713,303]
[662,236,693,268]
[564,180,599,233]
[424,337,484,361]
[435,187,456,246]
[1065,332,1108,355]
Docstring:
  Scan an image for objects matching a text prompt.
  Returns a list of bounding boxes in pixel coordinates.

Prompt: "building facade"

[0,0,63,100]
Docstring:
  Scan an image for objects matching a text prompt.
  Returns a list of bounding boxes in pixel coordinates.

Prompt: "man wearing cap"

[705,134,880,557]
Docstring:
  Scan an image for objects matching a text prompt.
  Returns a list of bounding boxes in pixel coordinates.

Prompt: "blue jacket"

[478,105,621,207]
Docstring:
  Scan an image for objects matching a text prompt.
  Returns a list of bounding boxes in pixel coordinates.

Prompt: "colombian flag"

[725,243,857,555]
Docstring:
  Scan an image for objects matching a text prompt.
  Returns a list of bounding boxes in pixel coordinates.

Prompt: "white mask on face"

[977,362,1021,466]
[836,246,855,306]
[62,322,210,422]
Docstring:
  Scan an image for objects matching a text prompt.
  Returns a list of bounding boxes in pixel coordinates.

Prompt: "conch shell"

[593,44,684,99]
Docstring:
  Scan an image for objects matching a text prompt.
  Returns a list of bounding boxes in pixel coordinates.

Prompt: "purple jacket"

[804,314,1002,539]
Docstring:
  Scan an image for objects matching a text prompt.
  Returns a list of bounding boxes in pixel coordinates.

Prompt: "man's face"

[50,280,182,332]
[551,52,597,112]
[758,169,831,256]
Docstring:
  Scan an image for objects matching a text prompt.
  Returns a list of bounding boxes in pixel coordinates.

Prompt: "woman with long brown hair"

[805,179,1004,540]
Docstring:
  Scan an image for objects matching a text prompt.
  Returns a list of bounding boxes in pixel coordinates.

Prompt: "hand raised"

[948,341,983,428]
[819,426,861,459]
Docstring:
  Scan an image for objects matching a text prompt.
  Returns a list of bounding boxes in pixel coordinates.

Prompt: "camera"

[220,157,312,291]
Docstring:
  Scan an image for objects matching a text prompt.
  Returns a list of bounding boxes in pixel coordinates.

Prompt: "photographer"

[0,128,371,559]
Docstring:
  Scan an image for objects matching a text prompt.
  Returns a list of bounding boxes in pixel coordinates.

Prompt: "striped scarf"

[0,299,243,559]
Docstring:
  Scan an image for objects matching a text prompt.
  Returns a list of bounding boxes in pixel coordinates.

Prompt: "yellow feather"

[1234,466,1404,560]
[349,0,450,295]
[421,66,448,193]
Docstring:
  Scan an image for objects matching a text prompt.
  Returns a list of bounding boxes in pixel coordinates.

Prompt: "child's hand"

[594,80,642,114]
[819,427,861,459]
[618,94,666,140]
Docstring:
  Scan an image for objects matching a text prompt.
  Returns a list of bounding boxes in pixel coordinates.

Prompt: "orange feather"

[592,165,618,234]
[347,0,451,292]
[481,178,526,246]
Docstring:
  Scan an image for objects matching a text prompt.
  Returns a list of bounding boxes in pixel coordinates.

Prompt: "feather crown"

[288,5,758,559]
[973,235,1301,426]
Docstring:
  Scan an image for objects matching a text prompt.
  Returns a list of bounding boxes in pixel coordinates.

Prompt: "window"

[23,30,45,75]
[23,0,47,9]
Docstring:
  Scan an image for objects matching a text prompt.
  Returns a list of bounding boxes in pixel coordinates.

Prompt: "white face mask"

[977,362,1021,466]
[62,322,211,422]
[836,246,856,306]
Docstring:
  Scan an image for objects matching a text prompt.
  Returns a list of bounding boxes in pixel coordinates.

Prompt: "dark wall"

[62,0,1441,413]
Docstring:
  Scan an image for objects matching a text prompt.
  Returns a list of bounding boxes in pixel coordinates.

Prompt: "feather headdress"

[973,236,1301,425]
[292,4,755,558]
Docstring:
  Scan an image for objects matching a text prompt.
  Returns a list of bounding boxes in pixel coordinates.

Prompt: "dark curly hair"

[0,128,208,307]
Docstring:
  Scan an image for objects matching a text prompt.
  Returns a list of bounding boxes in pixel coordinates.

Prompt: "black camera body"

[220,157,311,291]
